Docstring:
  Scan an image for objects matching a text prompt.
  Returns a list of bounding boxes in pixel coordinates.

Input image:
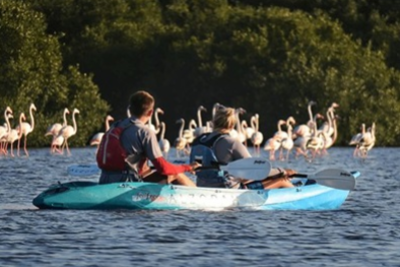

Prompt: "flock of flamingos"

[0,101,376,160]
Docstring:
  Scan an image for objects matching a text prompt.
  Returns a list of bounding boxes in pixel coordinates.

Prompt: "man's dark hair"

[129,90,155,116]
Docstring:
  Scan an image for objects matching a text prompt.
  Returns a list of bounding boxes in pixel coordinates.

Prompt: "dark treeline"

[1,0,400,147]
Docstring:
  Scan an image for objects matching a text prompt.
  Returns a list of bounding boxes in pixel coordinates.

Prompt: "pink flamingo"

[250,114,263,156]
[45,108,70,154]
[90,115,114,147]
[5,113,24,157]
[0,106,13,155]
[56,108,80,155]
[159,122,171,158]
[16,103,36,157]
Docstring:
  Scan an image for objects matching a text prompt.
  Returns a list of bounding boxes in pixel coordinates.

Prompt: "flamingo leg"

[65,140,71,155]
[24,136,29,156]
[17,137,21,157]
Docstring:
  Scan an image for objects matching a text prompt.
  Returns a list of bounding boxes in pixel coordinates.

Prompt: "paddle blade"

[67,164,100,176]
[221,157,271,180]
[311,169,356,190]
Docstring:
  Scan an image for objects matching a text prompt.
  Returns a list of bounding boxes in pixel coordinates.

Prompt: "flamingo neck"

[308,103,314,123]
[63,110,68,126]
[160,123,166,140]
[197,108,203,127]
[154,110,161,129]
[72,111,78,133]
[105,117,112,131]
[235,111,242,133]
[29,106,35,130]
[179,120,185,138]
[330,110,338,142]
[5,114,11,134]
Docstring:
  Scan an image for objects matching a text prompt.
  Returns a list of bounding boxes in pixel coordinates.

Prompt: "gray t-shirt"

[211,132,251,164]
[211,132,282,178]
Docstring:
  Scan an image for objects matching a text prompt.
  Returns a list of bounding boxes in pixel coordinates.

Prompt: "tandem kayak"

[32,171,359,211]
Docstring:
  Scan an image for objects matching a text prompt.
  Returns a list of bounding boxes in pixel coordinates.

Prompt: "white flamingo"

[250,114,263,156]
[147,107,163,135]
[349,123,366,157]
[16,103,36,157]
[306,113,326,159]
[294,113,323,159]
[45,108,70,154]
[280,117,296,161]
[0,106,13,154]
[183,119,197,147]
[5,113,24,157]
[159,122,170,158]
[241,119,255,147]
[293,100,316,138]
[56,108,80,155]
[321,108,339,154]
[264,119,286,160]
[358,123,376,158]
[319,102,339,136]
[194,105,208,137]
[90,115,114,147]
[174,118,188,157]
[229,108,245,140]
[273,119,288,141]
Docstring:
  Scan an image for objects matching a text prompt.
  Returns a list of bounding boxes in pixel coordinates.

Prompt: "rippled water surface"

[1,147,399,267]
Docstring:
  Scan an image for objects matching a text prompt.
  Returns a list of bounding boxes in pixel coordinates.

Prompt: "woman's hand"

[189,161,202,174]
[285,169,297,178]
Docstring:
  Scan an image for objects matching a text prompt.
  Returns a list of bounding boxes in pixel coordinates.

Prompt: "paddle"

[197,157,271,181]
[67,159,191,177]
[67,163,100,176]
[291,169,356,190]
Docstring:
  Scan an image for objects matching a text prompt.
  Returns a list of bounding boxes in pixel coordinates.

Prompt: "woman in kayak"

[97,90,200,186]
[190,106,295,189]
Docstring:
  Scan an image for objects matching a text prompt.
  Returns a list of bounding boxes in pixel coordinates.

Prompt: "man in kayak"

[190,106,295,189]
[97,90,199,186]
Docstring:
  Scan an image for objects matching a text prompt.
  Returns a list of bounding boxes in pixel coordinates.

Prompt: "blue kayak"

[32,171,359,211]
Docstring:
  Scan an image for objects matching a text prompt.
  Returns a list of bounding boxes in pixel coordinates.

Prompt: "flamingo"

[319,102,339,136]
[358,123,376,158]
[273,119,288,141]
[45,108,70,154]
[183,119,197,147]
[349,123,366,157]
[229,108,245,140]
[16,103,36,157]
[56,108,80,155]
[241,119,255,147]
[294,113,323,159]
[5,113,24,157]
[264,119,286,160]
[306,113,326,159]
[194,105,208,137]
[174,118,188,157]
[90,115,114,147]
[159,122,170,158]
[280,117,296,161]
[250,114,263,156]
[147,107,163,135]
[0,106,13,154]
[321,108,339,154]
[293,100,316,138]
[263,136,281,161]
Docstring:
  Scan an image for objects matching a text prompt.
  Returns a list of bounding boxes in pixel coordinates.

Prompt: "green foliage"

[0,0,109,147]
[1,0,400,147]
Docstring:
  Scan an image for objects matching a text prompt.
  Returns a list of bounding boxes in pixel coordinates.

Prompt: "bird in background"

[16,103,36,157]
[56,108,80,156]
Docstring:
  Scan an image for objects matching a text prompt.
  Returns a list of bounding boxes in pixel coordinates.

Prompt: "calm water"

[1,147,399,267]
